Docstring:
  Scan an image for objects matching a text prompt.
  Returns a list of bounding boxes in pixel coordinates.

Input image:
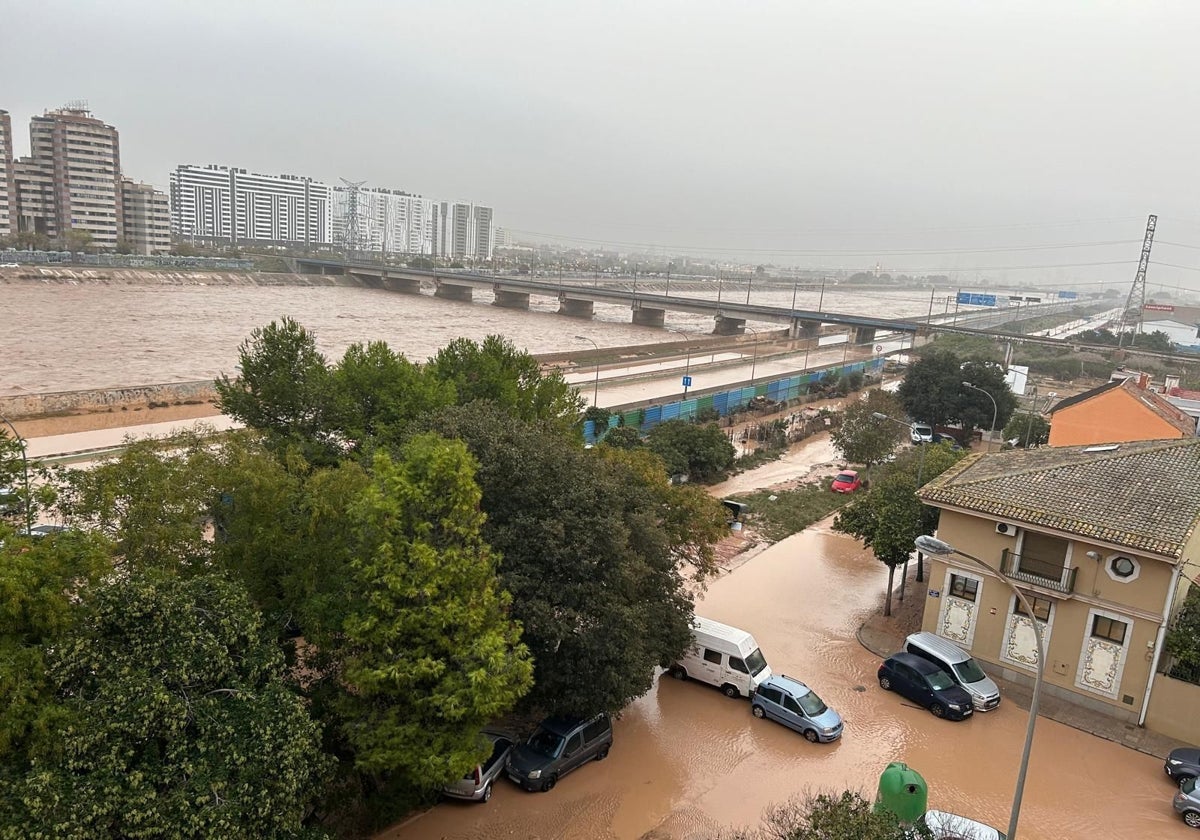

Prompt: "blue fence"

[583,357,884,444]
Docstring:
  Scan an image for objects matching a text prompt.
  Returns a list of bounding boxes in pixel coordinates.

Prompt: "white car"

[922,810,1006,839]
[910,423,934,444]
[0,262,19,268]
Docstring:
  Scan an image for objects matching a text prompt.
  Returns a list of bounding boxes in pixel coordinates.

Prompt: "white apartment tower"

[330,185,437,255]
[435,201,495,261]
[0,111,15,238]
[170,164,332,246]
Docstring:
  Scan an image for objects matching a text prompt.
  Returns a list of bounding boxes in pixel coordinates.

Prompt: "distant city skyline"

[6,1,1200,289]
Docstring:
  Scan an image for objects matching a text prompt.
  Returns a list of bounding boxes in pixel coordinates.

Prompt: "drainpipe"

[1139,561,1183,727]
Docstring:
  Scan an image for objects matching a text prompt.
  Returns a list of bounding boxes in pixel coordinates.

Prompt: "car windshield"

[797,690,828,717]
[954,659,987,684]
[526,728,564,758]
[835,473,855,483]
[744,648,768,676]
[926,670,955,690]
[915,425,932,435]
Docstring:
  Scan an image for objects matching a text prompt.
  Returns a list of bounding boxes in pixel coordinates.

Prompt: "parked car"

[905,632,1000,712]
[877,652,974,720]
[750,674,843,742]
[506,714,612,792]
[910,423,934,444]
[932,432,963,451]
[922,809,1007,839]
[1167,747,1200,786]
[20,524,71,539]
[1174,777,1200,828]
[0,262,18,268]
[443,730,515,803]
[830,470,862,494]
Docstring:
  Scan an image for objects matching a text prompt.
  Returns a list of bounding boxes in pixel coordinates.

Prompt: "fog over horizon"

[6,0,1200,290]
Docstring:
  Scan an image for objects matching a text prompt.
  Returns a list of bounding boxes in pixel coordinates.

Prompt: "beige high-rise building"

[0,110,15,239]
[23,106,123,248]
[120,179,171,255]
[13,157,57,239]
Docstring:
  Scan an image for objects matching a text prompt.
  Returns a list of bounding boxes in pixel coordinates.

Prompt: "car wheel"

[541,774,557,793]
[752,704,766,719]
[930,703,946,718]
[804,729,819,743]
[722,684,740,699]
[879,676,892,691]
[1185,810,1200,828]
[595,745,610,761]
[481,782,492,803]
[669,665,687,680]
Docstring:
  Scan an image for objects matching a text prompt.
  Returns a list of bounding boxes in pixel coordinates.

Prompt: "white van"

[668,616,772,698]
[905,631,1001,712]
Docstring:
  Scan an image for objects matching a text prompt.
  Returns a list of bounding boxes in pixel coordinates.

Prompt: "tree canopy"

[897,349,1017,436]
[830,390,907,467]
[645,419,736,481]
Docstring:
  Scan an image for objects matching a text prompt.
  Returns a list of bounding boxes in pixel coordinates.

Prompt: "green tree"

[428,335,584,428]
[1136,330,1173,353]
[61,228,93,253]
[599,425,643,449]
[958,359,1017,437]
[645,419,736,481]
[331,438,533,785]
[898,350,1016,436]
[831,390,906,467]
[216,319,338,460]
[4,574,331,840]
[722,791,929,840]
[1166,586,1200,684]
[423,404,722,715]
[1002,412,1050,448]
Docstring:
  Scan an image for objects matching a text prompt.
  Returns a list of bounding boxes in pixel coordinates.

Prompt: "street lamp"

[0,414,33,533]
[962,381,998,451]
[666,327,693,396]
[914,535,1045,840]
[574,335,600,407]
[743,325,760,386]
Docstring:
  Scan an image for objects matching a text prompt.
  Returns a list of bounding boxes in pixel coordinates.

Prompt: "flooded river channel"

[380,525,1188,840]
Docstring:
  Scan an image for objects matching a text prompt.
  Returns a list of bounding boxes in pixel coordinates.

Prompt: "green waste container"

[874,762,928,824]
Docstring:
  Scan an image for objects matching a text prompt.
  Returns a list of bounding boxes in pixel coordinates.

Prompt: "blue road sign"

[682,375,692,387]
[956,292,997,307]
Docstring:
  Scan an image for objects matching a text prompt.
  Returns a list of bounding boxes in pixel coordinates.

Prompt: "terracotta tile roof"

[918,438,1200,559]
[1050,378,1196,438]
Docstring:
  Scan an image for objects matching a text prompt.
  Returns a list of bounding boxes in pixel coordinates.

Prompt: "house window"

[1014,595,1052,622]
[1092,615,1127,645]
[949,573,979,602]
[1111,557,1135,578]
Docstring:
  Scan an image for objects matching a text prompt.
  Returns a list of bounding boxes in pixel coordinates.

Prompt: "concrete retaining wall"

[0,380,218,420]
[1145,673,1200,744]
[0,266,370,287]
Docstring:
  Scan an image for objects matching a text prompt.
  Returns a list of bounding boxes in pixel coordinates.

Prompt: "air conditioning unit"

[995,522,1018,537]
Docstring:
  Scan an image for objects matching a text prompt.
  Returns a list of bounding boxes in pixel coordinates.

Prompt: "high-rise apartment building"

[170,164,331,246]
[121,179,171,254]
[435,201,495,261]
[0,111,15,238]
[330,185,437,255]
[27,106,123,248]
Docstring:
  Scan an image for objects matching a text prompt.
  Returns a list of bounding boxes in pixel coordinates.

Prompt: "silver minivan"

[905,632,1001,712]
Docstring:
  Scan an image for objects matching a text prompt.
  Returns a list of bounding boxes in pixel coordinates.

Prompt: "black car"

[506,714,612,792]
[878,652,974,721]
[1168,748,1200,786]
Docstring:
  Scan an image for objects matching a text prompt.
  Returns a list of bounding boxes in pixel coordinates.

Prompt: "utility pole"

[339,178,366,256]
[1118,214,1157,349]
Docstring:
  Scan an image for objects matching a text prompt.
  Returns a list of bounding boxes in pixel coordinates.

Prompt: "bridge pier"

[434,280,473,302]
[558,297,595,318]
[493,289,531,309]
[631,305,665,327]
[788,318,822,340]
[852,325,877,344]
[382,275,422,294]
[713,315,746,335]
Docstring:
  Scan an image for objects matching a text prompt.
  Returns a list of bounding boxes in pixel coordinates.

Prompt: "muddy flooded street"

[382,525,1189,840]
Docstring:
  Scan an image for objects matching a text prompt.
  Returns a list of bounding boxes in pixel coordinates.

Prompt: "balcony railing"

[1000,549,1078,595]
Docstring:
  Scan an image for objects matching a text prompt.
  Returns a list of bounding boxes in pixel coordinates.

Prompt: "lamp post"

[744,325,760,385]
[914,535,1045,840]
[0,414,33,533]
[963,381,998,451]
[574,335,600,407]
[667,327,693,396]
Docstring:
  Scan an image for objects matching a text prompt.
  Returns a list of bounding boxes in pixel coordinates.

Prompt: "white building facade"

[435,201,494,261]
[330,186,438,255]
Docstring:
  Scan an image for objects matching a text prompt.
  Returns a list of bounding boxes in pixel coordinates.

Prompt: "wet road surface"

[380,524,1191,839]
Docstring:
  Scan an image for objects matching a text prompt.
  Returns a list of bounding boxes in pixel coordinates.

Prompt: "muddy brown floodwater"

[380,524,1190,840]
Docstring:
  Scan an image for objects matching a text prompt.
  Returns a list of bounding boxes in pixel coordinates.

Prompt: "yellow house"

[916,438,1200,727]
[1048,376,1196,447]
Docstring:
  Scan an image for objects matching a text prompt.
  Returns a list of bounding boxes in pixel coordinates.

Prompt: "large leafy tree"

[645,419,736,481]
[424,403,722,715]
[428,335,584,427]
[831,389,907,466]
[216,318,338,460]
[4,574,331,840]
[898,350,1016,437]
[331,438,533,784]
[1002,411,1050,449]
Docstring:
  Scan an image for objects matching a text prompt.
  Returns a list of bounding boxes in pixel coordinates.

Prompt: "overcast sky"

[6,1,1200,289]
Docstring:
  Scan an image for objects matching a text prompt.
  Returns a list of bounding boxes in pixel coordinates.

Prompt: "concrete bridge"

[293,257,1078,344]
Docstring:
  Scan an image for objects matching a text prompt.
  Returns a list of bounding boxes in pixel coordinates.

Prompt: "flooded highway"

[380,524,1189,840]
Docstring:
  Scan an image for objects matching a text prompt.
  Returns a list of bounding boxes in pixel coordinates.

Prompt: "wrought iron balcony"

[1000,548,1078,595]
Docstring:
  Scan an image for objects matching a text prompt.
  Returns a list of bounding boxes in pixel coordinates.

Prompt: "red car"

[831,470,862,494]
